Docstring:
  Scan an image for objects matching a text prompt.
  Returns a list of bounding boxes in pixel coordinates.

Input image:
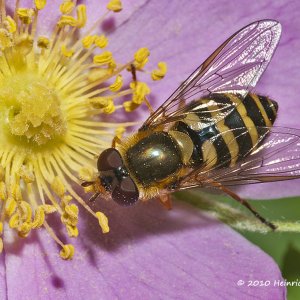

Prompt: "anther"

[109,75,123,92]
[34,0,47,10]
[76,5,87,28]
[60,1,75,14]
[130,81,151,105]
[51,177,66,198]
[17,8,35,24]
[134,48,150,69]
[151,62,167,81]
[4,16,16,33]
[93,51,114,65]
[94,35,108,48]
[107,0,123,12]
[60,244,75,260]
[96,211,109,233]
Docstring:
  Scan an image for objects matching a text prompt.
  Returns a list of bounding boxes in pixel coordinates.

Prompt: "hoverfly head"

[96,148,139,206]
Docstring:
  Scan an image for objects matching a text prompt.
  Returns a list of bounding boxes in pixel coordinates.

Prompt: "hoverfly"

[83,19,300,230]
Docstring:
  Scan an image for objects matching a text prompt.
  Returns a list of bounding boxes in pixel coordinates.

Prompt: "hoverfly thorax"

[97,148,139,206]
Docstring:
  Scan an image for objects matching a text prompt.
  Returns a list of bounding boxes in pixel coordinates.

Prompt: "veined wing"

[141,20,281,130]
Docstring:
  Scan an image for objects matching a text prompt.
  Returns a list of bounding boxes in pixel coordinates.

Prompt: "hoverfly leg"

[81,181,94,187]
[214,183,277,230]
[144,97,154,114]
[112,135,122,148]
[158,194,172,210]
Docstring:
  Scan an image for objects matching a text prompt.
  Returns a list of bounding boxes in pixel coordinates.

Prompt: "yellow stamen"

[41,204,57,214]
[107,0,123,12]
[0,28,12,50]
[82,35,95,48]
[134,47,150,69]
[115,126,125,139]
[94,35,109,49]
[57,15,78,27]
[18,165,35,183]
[0,182,7,200]
[18,222,32,238]
[61,44,75,57]
[66,225,79,237]
[64,204,79,222]
[37,36,50,48]
[109,75,123,92]
[60,1,75,14]
[5,197,17,217]
[34,0,47,10]
[12,184,22,202]
[32,206,45,229]
[89,97,116,114]
[60,244,75,260]
[96,211,109,233]
[123,100,140,112]
[9,213,19,229]
[0,0,166,259]
[130,81,151,104]
[19,201,32,223]
[17,8,34,24]
[51,177,66,198]
[93,51,114,65]
[78,167,95,182]
[76,5,87,28]
[0,166,4,181]
[151,62,168,81]
[5,16,16,33]
[87,68,113,82]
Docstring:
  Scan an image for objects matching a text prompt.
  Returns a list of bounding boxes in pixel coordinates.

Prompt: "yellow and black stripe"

[174,93,278,168]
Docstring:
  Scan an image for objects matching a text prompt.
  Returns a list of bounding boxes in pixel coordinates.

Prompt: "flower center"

[0,0,167,260]
[0,74,66,146]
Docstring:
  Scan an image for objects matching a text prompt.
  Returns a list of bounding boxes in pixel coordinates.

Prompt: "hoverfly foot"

[89,192,100,202]
[158,194,172,210]
[112,135,122,148]
[212,182,276,231]
[255,213,277,231]
[81,181,94,187]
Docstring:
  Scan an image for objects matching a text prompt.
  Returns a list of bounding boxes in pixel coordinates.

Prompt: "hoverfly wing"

[209,126,300,186]
[177,126,300,190]
[141,20,282,130]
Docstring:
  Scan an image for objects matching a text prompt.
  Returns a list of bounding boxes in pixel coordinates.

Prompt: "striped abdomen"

[174,93,278,168]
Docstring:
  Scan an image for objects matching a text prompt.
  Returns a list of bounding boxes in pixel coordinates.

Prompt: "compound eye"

[97,148,123,171]
[112,177,139,206]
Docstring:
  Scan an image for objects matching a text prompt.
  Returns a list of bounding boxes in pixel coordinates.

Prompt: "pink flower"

[1,0,298,298]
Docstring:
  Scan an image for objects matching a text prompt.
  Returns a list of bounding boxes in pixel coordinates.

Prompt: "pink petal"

[0,255,7,295]
[3,201,286,299]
